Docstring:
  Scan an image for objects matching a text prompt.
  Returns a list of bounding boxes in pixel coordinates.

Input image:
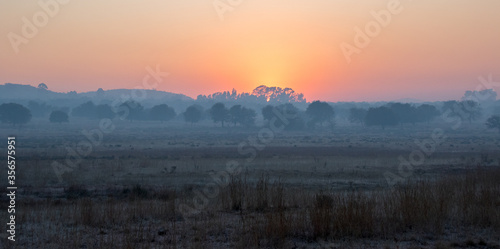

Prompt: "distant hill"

[0,83,193,103]
[0,83,66,100]
[79,89,192,101]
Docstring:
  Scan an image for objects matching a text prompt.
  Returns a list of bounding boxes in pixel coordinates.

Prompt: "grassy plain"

[0,119,499,248]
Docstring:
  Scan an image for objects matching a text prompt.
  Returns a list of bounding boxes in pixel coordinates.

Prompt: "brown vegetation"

[2,167,498,248]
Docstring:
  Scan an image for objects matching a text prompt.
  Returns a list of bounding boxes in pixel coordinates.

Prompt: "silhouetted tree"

[149,104,176,122]
[120,101,144,121]
[37,83,48,90]
[49,111,69,123]
[0,103,32,126]
[486,115,500,132]
[365,106,399,129]
[252,85,306,103]
[229,105,256,127]
[184,105,202,124]
[462,89,497,103]
[210,102,229,127]
[461,100,482,123]
[68,91,77,97]
[387,103,417,125]
[277,103,299,118]
[306,101,334,127]
[229,105,243,126]
[442,100,482,123]
[240,107,257,127]
[416,104,440,123]
[275,104,304,131]
[348,108,367,125]
[262,105,274,122]
[72,101,97,119]
[96,104,115,119]
[229,105,244,126]
[97,88,105,95]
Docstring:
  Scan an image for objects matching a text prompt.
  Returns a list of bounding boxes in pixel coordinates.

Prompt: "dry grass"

[2,122,500,248]
[3,167,499,248]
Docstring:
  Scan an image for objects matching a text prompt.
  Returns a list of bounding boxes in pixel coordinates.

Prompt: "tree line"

[0,100,335,129]
[1,100,500,133]
[348,101,484,129]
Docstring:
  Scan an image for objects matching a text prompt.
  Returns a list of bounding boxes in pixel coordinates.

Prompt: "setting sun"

[1,0,499,101]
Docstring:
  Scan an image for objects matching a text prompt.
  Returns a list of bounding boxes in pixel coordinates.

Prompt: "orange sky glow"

[1,0,499,102]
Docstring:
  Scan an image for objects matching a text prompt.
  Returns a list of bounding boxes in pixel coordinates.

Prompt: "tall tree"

[184,105,202,124]
[387,103,418,125]
[240,107,257,127]
[261,105,275,122]
[365,106,399,129]
[209,102,229,127]
[461,100,482,123]
[229,105,243,126]
[72,101,97,119]
[262,104,303,130]
[442,100,482,123]
[306,101,334,127]
[0,103,32,126]
[149,104,176,122]
[277,104,304,131]
[485,115,500,132]
[462,89,497,103]
[416,104,440,123]
[37,83,48,90]
[120,101,145,121]
[96,88,105,96]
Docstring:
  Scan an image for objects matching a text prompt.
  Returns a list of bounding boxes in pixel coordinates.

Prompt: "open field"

[1,119,499,248]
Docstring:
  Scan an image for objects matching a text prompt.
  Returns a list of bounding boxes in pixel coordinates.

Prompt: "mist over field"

[1,1,500,248]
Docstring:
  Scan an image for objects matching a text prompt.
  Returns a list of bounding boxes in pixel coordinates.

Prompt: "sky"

[1,0,499,102]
